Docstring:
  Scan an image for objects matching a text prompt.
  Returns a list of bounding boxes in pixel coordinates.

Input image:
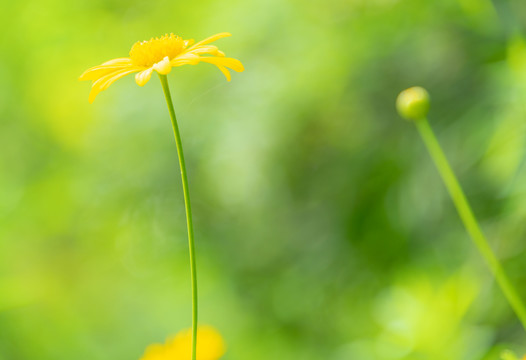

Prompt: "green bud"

[396,86,430,121]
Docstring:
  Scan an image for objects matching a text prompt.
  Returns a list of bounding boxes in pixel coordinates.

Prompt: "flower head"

[140,326,226,360]
[80,32,244,103]
[396,86,430,121]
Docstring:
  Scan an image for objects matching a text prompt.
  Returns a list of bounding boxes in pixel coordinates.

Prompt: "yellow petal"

[189,32,231,50]
[93,68,138,91]
[199,57,244,72]
[135,68,153,86]
[88,68,139,103]
[79,65,130,81]
[100,57,133,66]
[170,53,201,67]
[79,58,133,81]
[188,45,221,56]
[216,65,231,81]
[152,56,172,75]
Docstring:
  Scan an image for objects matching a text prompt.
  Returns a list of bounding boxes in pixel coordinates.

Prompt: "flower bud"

[396,86,430,121]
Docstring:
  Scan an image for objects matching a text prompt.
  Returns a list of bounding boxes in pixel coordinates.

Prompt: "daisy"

[81,33,242,360]
[80,32,244,103]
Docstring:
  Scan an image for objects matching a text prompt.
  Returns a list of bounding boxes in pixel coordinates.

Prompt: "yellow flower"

[140,326,226,360]
[80,33,244,103]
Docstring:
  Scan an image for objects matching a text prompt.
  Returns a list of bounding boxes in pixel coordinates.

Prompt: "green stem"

[415,118,526,331]
[159,74,198,360]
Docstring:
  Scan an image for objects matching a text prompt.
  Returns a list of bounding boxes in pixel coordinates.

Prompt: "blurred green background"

[1,0,526,359]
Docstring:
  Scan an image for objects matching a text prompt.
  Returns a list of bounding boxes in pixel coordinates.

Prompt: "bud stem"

[415,117,526,331]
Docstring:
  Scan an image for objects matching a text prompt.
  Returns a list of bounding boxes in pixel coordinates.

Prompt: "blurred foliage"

[1,0,526,359]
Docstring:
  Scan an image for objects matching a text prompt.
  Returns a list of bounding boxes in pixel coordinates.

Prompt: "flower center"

[129,33,188,67]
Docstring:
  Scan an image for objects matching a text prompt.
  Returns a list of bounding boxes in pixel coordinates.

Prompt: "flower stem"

[159,74,198,360]
[415,117,526,331]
